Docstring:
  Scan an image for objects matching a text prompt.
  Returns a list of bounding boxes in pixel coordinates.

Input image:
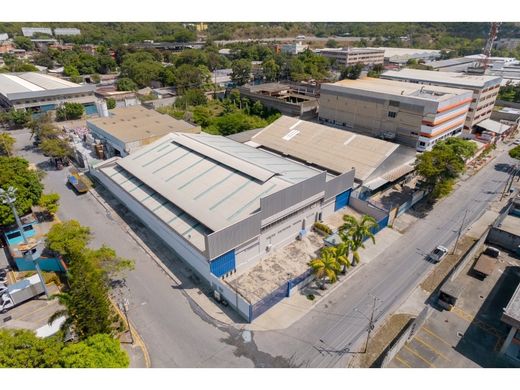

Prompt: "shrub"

[313,222,332,235]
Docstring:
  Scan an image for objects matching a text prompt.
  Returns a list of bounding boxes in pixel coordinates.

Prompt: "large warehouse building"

[381,69,502,131]
[91,132,354,319]
[247,116,417,194]
[318,77,473,151]
[0,72,96,114]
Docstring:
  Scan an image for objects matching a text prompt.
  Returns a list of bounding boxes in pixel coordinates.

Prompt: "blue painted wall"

[210,250,236,277]
[4,223,37,246]
[334,189,352,211]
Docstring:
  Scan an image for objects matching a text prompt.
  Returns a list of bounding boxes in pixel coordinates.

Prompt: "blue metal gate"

[334,189,351,211]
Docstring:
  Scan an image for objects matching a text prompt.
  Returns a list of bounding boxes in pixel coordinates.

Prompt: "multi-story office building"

[381,69,502,131]
[281,42,308,55]
[317,48,385,68]
[318,77,472,151]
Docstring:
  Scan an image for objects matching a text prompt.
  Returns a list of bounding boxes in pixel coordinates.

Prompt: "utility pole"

[0,187,49,298]
[354,295,379,354]
[501,165,517,201]
[119,297,134,344]
[452,209,469,255]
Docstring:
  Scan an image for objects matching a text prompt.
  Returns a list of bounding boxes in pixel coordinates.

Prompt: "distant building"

[494,38,520,51]
[424,57,477,73]
[0,33,8,42]
[91,132,355,321]
[0,40,14,54]
[317,48,385,68]
[0,72,96,115]
[318,77,472,151]
[381,69,502,131]
[94,88,139,109]
[281,42,308,55]
[21,27,52,37]
[53,28,81,36]
[368,47,441,65]
[86,106,200,158]
[238,82,319,118]
[195,23,208,32]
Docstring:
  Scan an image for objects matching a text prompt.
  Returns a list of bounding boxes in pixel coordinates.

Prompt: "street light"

[0,186,49,298]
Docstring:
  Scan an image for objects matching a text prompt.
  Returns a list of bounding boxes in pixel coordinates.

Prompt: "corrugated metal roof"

[251,116,400,181]
[0,72,80,96]
[382,68,502,88]
[101,133,323,241]
[21,27,52,37]
[477,119,511,134]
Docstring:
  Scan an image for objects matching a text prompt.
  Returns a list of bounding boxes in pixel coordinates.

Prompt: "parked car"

[513,139,520,146]
[428,245,448,263]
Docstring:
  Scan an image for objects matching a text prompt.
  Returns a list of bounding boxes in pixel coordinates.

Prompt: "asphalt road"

[9,128,515,367]
[253,148,516,367]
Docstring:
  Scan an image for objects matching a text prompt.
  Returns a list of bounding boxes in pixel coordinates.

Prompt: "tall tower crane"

[480,22,502,71]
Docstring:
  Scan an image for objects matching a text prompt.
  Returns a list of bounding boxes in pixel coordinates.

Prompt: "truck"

[0,274,45,312]
[67,168,89,194]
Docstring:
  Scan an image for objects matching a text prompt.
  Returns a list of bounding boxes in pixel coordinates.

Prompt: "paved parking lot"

[388,250,520,368]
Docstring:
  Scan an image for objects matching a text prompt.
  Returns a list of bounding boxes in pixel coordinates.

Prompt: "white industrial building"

[21,27,52,37]
[91,132,354,320]
[54,28,81,36]
[0,72,96,115]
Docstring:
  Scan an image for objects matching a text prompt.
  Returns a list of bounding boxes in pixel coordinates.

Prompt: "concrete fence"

[496,99,520,109]
[448,226,490,283]
[380,306,433,368]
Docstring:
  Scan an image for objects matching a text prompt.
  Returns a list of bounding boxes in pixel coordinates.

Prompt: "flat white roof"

[323,77,471,102]
[382,68,502,88]
[476,119,511,134]
[369,47,440,58]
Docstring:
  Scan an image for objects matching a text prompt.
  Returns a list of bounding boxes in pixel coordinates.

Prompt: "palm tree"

[336,236,353,274]
[48,292,75,338]
[339,214,378,266]
[309,247,341,290]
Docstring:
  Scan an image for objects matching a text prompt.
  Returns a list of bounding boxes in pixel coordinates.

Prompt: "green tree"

[0,133,15,156]
[174,89,208,109]
[63,64,80,77]
[0,329,129,368]
[0,156,44,226]
[339,214,378,266]
[39,138,73,159]
[46,220,92,257]
[116,77,138,91]
[262,58,280,82]
[326,39,339,48]
[59,334,129,368]
[415,138,476,200]
[509,145,520,161]
[38,192,60,216]
[13,36,34,51]
[106,98,116,110]
[56,103,84,121]
[7,109,31,128]
[340,63,363,80]
[50,249,113,340]
[231,59,252,86]
[309,247,341,289]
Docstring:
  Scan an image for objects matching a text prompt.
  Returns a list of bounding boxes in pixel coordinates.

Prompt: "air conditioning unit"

[213,290,222,303]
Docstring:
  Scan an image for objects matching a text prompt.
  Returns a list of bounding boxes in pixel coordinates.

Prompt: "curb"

[109,296,151,368]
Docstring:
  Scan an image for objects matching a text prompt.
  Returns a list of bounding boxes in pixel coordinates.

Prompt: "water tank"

[95,100,109,118]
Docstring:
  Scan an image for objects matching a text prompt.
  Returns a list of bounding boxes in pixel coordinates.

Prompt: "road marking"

[394,354,412,368]
[451,307,503,338]
[404,344,436,368]
[422,327,453,347]
[413,335,451,362]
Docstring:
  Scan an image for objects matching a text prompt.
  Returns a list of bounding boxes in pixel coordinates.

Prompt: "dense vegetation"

[498,82,520,103]
[159,89,281,136]
[0,329,128,368]
[0,156,44,226]
[415,138,478,200]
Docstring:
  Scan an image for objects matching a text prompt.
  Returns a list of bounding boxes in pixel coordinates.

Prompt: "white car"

[513,139,520,146]
[428,245,448,263]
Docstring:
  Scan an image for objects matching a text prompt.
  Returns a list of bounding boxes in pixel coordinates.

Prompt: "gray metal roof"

[250,116,411,182]
[0,33,8,41]
[54,28,81,36]
[21,27,52,37]
[476,119,511,134]
[0,73,94,101]
[98,133,323,250]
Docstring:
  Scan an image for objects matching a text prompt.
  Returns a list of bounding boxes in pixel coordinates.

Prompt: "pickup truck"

[428,245,448,263]
[0,274,45,312]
